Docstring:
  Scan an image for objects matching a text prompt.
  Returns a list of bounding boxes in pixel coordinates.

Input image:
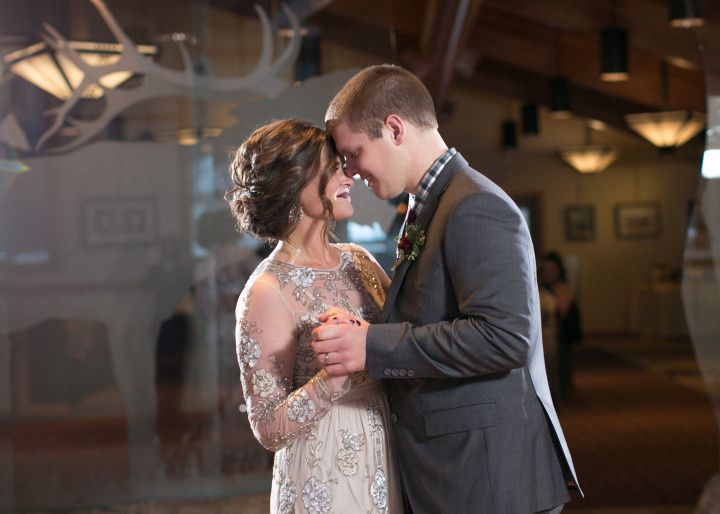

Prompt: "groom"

[312,64,580,513]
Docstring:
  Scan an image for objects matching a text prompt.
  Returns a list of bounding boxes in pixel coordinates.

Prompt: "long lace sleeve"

[235,276,350,452]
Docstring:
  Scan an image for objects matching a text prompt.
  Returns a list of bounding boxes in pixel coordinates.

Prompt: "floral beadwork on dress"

[278,479,297,514]
[371,468,388,510]
[235,243,397,511]
[304,426,323,469]
[289,267,316,288]
[251,368,276,398]
[236,329,261,369]
[286,389,317,424]
[336,429,366,477]
[367,404,383,433]
[302,476,333,513]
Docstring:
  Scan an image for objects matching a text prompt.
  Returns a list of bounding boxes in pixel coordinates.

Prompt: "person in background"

[540,252,583,399]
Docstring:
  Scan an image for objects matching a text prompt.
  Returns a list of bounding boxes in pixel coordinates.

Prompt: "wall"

[442,84,702,333]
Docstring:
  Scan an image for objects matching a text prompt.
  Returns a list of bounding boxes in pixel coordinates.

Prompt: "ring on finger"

[323,352,330,365]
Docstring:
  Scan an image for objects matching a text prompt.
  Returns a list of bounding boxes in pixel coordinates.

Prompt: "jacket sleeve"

[366,192,537,379]
[236,278,350,451]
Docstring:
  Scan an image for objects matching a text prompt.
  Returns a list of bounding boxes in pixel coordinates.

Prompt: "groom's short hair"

[325,64,438,139]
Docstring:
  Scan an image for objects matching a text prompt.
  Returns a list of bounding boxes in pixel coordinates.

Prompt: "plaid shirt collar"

[408,147,457,216]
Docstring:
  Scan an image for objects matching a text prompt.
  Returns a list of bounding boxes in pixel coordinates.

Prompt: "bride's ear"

[385,115,405,146]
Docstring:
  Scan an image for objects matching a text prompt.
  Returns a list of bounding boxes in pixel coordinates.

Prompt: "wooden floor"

[562,337,718,511]
[5,335,719,513]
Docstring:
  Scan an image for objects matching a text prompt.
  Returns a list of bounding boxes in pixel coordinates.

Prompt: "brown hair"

[225,119,337,242]
[325,64,438,138]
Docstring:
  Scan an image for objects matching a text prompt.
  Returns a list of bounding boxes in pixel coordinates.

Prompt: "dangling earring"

[289,204,304,225]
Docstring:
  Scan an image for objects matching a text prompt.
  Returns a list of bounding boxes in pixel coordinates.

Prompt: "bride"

[226,119,401,513]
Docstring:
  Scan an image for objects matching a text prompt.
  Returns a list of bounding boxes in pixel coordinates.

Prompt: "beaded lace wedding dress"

[235,243,402,513]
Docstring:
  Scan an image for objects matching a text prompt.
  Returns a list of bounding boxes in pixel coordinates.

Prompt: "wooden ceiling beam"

[421,0,481,114]
[480,0,702,68]
[465,59,654,128]
[308,11,416,59]
[321,0,427,39]
[283,0,706,119]
[468,6,706,112]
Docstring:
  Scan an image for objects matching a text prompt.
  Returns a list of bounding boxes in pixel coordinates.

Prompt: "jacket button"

[390,413,398,422]
[407,370,416,377]
[391,369,399,376]
[399,369,407,376]
[384,369,391,376]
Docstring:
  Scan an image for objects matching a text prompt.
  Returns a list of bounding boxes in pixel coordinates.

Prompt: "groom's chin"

[371,187,392,200]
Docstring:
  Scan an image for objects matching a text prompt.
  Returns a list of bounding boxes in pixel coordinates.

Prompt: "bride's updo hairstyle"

[226,119,337,242]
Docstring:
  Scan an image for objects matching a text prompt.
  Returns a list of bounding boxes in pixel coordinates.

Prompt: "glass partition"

[0,1,395,509]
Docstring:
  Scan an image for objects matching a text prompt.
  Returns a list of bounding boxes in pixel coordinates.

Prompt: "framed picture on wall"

[614,202,662,240]
[82,197,157,247]
[564,204,595,242]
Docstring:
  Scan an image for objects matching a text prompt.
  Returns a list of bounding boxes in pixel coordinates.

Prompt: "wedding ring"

[323,352,329,365]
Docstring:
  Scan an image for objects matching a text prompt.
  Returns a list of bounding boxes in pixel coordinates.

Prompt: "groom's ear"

[385,115,405,146]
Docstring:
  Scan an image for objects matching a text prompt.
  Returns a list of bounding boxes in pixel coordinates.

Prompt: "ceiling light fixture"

[549,31,571,119]
[559,145,619,174]
[522,103,539,135]
[558,124,619,174]
[624,61,705,150]
[600,27,629,82]
[625,110,705,149]
[668,0,704,28]
[501,120,517,149]
[3,41,157,100]
[549,76,571,119]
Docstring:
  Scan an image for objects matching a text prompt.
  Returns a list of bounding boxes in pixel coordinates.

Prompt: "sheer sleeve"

[355,244,391,290]
[339,243,390,307]
[235,276,350,452]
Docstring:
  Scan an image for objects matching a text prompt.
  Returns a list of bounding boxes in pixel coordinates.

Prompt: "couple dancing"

[227,65,581,513]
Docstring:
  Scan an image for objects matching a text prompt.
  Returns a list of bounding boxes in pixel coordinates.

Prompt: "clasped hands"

[311,308,369,376]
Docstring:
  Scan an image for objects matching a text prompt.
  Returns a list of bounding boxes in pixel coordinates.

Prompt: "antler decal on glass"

[34,0,301,153]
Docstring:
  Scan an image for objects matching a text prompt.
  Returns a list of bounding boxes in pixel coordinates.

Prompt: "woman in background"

[540,251,583,399]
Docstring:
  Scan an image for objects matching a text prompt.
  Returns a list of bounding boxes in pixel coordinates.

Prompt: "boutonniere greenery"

[393,210,425,270]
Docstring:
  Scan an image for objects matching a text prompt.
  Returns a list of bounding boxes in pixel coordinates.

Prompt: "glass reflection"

[685,4,720,510]
[0,0,396,510]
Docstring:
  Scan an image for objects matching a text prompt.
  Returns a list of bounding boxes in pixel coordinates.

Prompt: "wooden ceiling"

[242,0,709,131]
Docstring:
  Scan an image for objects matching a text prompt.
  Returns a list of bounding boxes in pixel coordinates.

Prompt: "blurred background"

[0,0,718,512]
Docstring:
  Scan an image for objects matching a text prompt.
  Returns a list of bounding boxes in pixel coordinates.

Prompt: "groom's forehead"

[332,124,365,150]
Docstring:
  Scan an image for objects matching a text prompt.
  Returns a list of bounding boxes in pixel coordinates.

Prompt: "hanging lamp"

[624,61,705,150]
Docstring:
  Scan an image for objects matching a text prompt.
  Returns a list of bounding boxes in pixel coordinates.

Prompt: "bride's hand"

[318,308,363,327]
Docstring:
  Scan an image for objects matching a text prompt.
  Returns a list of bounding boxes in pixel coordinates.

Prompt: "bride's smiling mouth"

[335,186,352,200]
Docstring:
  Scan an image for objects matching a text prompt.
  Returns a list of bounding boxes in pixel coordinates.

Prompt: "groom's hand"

[312,309,368,375]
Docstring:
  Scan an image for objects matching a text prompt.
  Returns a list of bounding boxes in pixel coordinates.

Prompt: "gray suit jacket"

[367,153,580,513]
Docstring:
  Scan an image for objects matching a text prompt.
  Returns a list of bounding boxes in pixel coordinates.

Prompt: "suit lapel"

[379,152,468,322]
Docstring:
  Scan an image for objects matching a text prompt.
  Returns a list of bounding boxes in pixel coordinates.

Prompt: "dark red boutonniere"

[392,209,425,271]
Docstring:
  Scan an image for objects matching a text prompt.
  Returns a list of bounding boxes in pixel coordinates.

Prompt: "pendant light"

[624,61,705,150]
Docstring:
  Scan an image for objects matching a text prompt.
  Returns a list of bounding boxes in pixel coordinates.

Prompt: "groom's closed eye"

[341,156,357,178]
